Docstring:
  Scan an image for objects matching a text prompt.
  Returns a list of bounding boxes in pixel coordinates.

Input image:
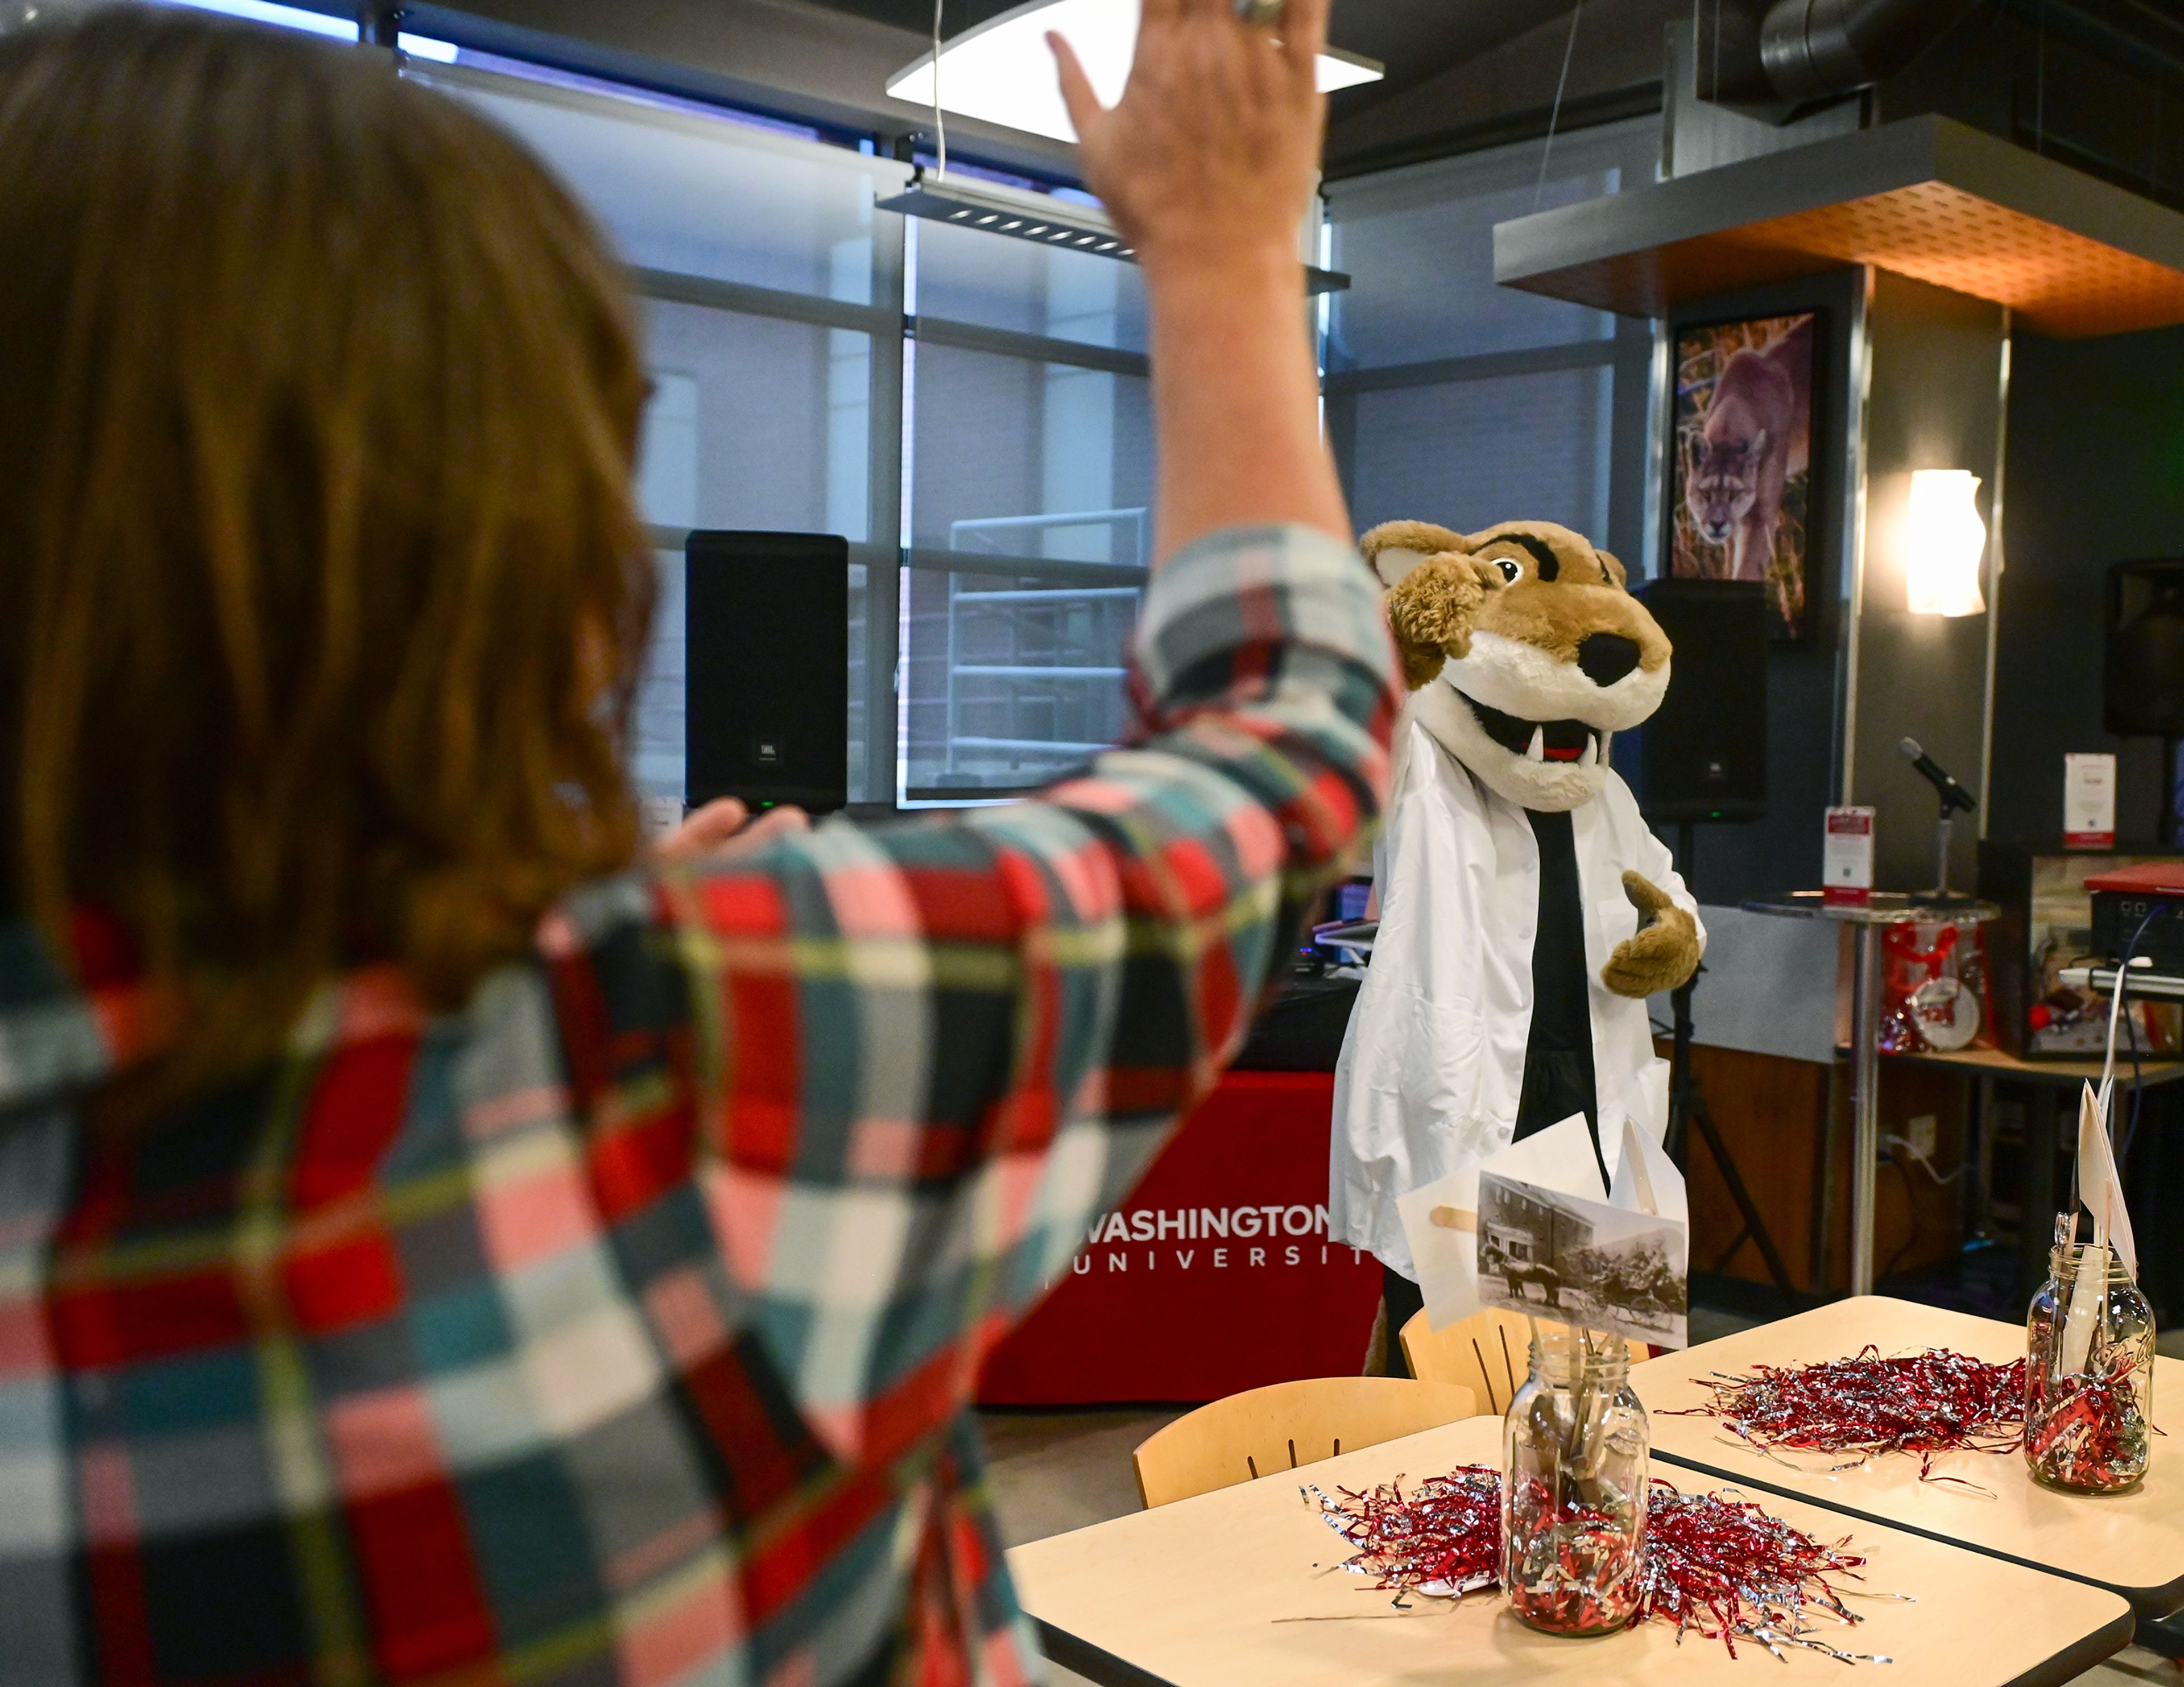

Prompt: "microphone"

[1898,737,1978,814]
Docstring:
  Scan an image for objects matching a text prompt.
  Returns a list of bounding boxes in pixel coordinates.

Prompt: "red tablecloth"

[977,1069,1383,1405]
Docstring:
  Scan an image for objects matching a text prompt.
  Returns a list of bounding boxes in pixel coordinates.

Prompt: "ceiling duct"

[1698,0,1982,121]
[1757,0,1985,105]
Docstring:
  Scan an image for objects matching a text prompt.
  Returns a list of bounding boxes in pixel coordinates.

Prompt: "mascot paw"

[1600,870,1701,998]
[1384,553,1483,689]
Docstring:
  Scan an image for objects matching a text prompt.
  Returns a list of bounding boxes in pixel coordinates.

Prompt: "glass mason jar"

[2025,1243,2156,1494]
[1502,1330,1650,1636]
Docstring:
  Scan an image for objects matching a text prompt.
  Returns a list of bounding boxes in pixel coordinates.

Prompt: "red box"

[2086,862,2184,898]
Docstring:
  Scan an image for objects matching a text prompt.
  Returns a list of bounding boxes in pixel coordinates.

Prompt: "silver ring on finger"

[1234,0,1285,26]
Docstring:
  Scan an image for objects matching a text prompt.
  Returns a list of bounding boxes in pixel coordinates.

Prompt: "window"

[417,63,907,804]
[419,65,1165,806]
[900,215,1153,796]
[1325,118,1662,570]
[420,51,1661,812]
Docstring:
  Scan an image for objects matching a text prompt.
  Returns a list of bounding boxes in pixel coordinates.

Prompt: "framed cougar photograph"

[1668,310,1821,638]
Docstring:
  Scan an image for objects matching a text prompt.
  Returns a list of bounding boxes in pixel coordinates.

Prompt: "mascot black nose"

[1578,633,1641,688]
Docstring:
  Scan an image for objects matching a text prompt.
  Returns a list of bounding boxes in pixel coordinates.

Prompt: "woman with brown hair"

[0,2,1389,1682]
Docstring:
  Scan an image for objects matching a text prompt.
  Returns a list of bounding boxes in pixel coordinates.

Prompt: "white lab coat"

[1328,709,1704,1280]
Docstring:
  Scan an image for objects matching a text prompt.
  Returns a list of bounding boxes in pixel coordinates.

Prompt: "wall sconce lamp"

[1904,469,1988,617]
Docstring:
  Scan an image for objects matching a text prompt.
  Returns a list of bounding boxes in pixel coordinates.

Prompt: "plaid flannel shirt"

[0,523,1395,1687]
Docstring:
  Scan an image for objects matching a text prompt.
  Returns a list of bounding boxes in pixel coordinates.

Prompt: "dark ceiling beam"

[1326,0,1684,175]
[1993,0,2184,92]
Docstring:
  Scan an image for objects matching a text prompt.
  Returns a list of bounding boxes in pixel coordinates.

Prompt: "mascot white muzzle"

[1369,520,1672,812]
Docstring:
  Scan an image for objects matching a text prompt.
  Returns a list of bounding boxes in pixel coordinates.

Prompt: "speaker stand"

[1667,822,1805,1310]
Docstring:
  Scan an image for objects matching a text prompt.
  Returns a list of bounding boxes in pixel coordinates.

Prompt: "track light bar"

[876,169,1350,293]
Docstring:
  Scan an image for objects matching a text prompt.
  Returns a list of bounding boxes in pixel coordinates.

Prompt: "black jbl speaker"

[2106,559,2184,737]
[685,531,849,813]
[1618,577,1767,825]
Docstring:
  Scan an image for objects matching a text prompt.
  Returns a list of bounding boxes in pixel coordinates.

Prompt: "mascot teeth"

[1580,734,1598,769]
[1526,726,1545,762]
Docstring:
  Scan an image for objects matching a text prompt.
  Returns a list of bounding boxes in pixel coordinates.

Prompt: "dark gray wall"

[1991,322,2184,846]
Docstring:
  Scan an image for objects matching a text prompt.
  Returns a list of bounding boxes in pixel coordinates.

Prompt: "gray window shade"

[1326,117,1660,568]
[1346,365,1616,539]
[909,340,1151,562]
[899,564,1136,793]
[419,65,908,805]
[913,214,1148,354]
[899,329,1153,799]
[1326,122,1652,371]
[435,71,900,301]
[639,301,872,540]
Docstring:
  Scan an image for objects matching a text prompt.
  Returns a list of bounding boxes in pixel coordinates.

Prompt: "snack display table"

[1007,1410,2132,1687]
[1633,1295,2184,1618]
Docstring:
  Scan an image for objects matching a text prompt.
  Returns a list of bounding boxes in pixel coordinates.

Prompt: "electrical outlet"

[1906,1114,1938,1160]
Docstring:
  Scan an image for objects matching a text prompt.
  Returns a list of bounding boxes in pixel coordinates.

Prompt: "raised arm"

[545,0,1393,1463]
[1053,0,1349,558]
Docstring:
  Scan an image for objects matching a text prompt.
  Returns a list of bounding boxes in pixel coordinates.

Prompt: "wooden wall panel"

[1673,1043,1970,1296]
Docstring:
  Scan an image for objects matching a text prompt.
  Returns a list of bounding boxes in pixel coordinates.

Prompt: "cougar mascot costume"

[1328,518,1705,1361]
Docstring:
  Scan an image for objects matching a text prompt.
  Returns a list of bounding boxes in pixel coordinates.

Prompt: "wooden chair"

[1398,1308,1647,1416]
[1132,1376,1478,1508]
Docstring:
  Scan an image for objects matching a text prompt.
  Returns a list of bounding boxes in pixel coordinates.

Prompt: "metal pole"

[358,2,402,47]
[1849,921,1884,1296]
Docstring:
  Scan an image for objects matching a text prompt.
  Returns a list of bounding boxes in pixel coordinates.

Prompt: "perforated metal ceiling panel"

[1496,116,2184,338]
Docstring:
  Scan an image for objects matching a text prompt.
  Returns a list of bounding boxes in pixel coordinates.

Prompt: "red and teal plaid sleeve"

[0,523,1392,1687]
[543,522,1396,1681]
[655,523,1391,1436]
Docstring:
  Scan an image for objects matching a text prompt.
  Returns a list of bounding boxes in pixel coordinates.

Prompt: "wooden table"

[1008,1412,2132,1687]
[1882,1047,2184,1297]
[1633,1295,2184,1618]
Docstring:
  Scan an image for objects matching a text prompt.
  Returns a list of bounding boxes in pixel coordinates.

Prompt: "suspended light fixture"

[885,0,1383,145]
[878,0,1363,289]
[878,167,1351,291]
[1903,469,1988,617]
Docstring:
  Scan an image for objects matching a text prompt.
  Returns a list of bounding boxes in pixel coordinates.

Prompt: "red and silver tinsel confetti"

[1668,1346,2024,1483]
[1309,1469,1885,1661]
[1306,1465,1502,1602]
[2025,1349,2153,1492]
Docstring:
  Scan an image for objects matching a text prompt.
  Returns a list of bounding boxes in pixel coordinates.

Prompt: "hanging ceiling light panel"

[886,0,1383,145]
[877,167,1352,291]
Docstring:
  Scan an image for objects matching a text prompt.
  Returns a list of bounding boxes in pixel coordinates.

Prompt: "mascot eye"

[1494,557,1521,584]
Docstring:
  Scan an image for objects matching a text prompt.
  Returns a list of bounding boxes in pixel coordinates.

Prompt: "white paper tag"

[2064,754,2117,849]
[1395,1167,1484,1334]
[1823,807,1875,903]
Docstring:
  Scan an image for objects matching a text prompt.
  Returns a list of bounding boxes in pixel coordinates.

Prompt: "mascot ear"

[1385,554,1485,690]
[1596,549,1628,587]
[1362,519,1469,589]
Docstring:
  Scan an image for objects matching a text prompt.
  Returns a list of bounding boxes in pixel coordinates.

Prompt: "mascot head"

[1364,518,1672,812]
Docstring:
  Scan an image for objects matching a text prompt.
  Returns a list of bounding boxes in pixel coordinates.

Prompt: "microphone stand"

[1900,738,1978,898]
